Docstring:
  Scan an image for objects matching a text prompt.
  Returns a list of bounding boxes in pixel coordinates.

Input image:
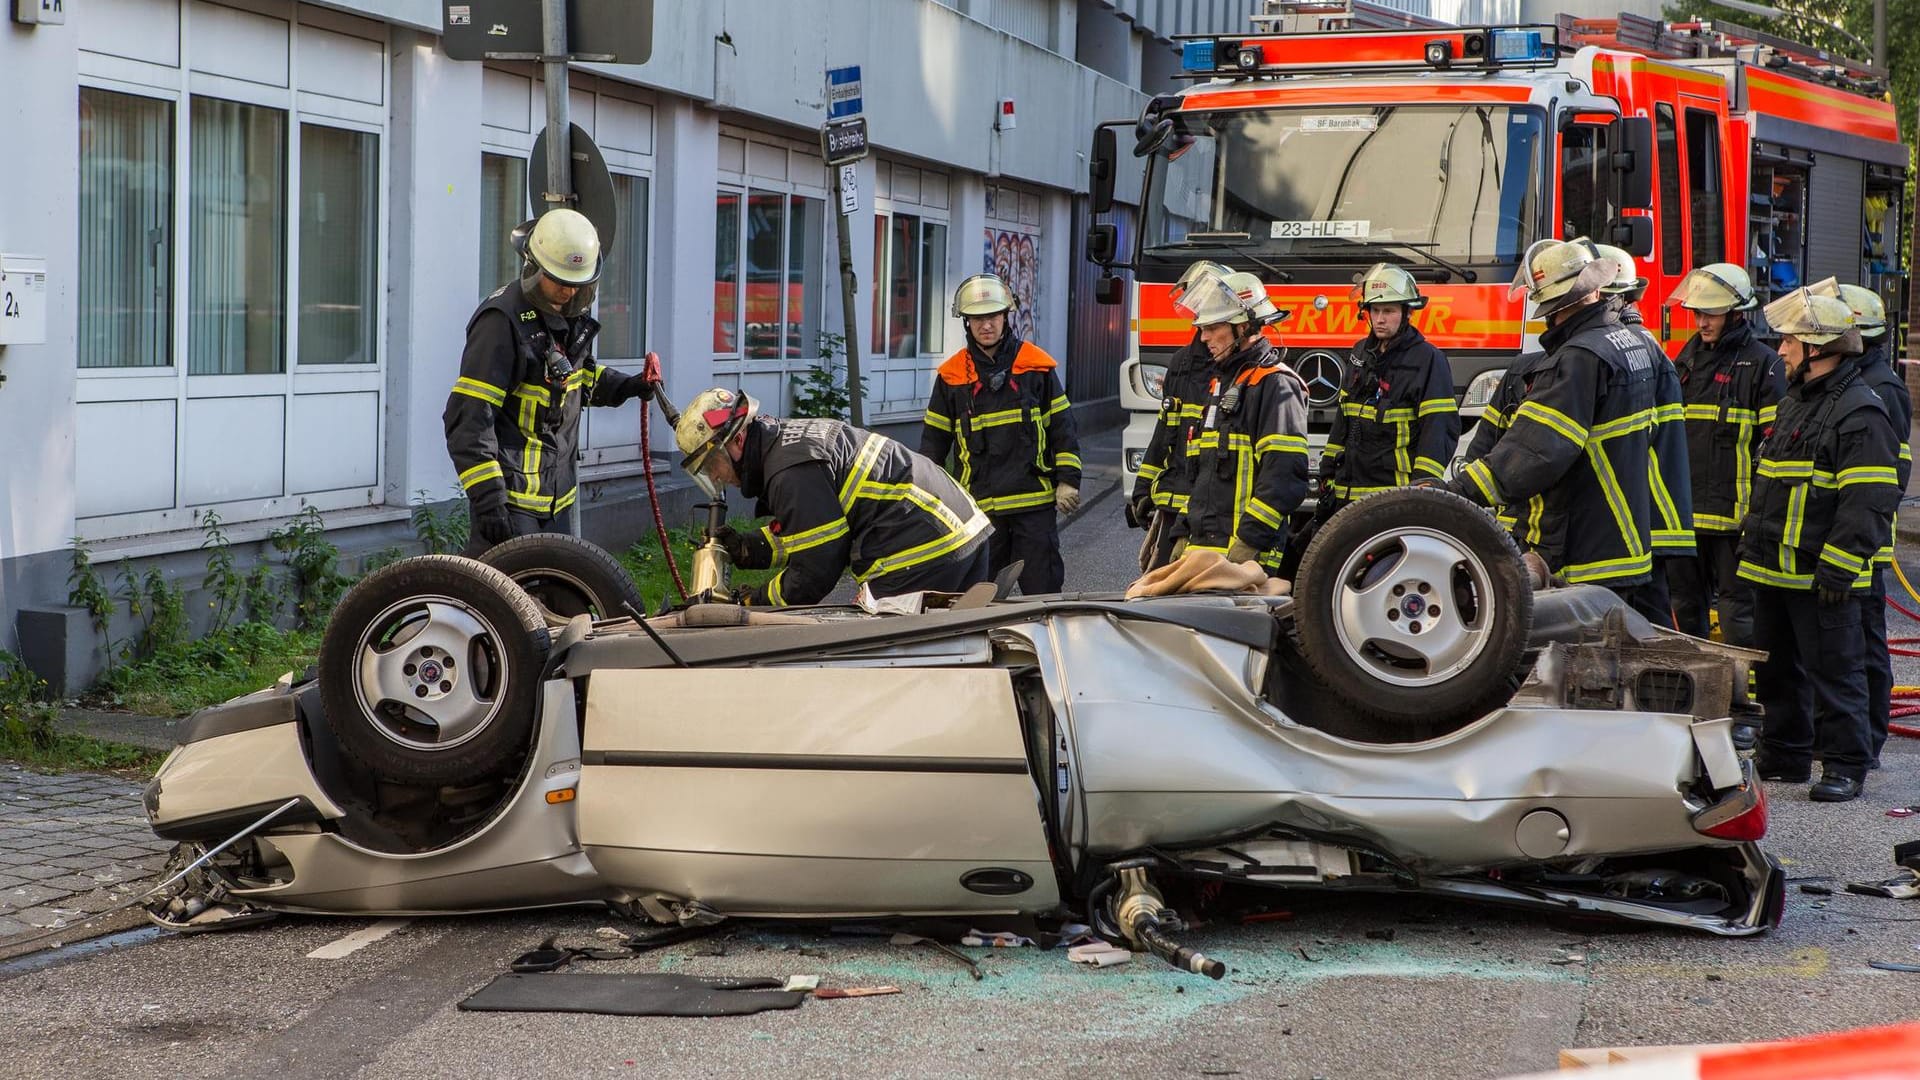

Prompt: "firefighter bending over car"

[1319,263,1458,511]
[1810,278,1911,773]
[676,389,991,607]
[1130,261,1229,573]
[1663,264,1785,646]
[1162,267,1311,576]
[1597,244,1693,627]
[921,274,1080,596]
[445,208,662,554]
[1447,238,1659,613]
[1738,289,1900,803]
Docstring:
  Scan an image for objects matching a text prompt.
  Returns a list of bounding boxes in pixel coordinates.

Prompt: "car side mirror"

[1609,215,1654,258]
[1090,127,1117,215]
[1610,115,1654,212]
[1086,222,1117,265]
[1095,274,1124,306]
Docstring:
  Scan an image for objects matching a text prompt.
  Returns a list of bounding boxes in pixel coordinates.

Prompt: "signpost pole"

[540,0,572,212]
[832,165,864,428]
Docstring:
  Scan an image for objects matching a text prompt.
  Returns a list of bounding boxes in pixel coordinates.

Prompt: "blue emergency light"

[1181,39,1216,72]
[1490,28,1550,62]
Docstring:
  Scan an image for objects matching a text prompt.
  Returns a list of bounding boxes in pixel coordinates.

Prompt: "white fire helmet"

[1667,263,1758,315]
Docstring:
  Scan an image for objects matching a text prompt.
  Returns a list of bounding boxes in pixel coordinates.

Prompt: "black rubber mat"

[458,972,808,1017]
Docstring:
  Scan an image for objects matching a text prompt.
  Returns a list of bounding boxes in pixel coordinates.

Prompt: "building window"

[479,152,526,298]
[598,173,650,359]
[298,124,378,365]
[77,88,174,370]
[1655,104,1682,276]
[188,97,286,375]
[717,189,823,359]
[872,213,949,358]
[1685,107,1725,270]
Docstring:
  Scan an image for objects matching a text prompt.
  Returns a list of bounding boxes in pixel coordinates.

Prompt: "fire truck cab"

[1088,7,1907,512]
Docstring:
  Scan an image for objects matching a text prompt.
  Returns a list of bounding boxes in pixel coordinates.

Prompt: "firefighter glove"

[1226,539,1260,564]
[1055,483,1081,515]
[470,499,513,547]
[1817,583,1852,607]
[1127,488,1155,530]
[714,524,773,570]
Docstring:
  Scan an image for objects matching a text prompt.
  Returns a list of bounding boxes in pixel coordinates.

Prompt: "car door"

[576,665,1060,917]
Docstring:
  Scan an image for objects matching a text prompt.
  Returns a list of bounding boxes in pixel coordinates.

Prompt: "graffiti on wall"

[983,228,1040,343]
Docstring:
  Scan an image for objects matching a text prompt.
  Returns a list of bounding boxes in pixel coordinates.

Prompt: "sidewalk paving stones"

[0,762,169,942]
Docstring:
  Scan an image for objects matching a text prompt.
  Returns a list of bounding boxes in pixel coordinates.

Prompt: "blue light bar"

[1490,28,1548,62]
[1181,40,1216,72]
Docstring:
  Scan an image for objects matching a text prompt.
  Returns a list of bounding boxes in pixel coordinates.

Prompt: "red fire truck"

[1085,8,1907,505]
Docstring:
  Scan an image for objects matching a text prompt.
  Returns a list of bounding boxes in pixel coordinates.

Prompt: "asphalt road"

[5,497,1920,1080]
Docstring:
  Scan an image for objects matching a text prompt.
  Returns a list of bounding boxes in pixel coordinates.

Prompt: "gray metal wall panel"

[1806,156,1864,288]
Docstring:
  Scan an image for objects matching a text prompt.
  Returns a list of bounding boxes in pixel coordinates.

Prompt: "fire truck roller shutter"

[1805,156,1865,290]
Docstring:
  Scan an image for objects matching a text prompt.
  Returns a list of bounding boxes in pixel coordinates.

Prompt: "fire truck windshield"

[1141,104,1545,273]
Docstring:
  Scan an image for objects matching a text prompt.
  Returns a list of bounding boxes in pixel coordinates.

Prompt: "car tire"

[319,556,551,786]
[479,533,645,621]
[1292,487,1532,730]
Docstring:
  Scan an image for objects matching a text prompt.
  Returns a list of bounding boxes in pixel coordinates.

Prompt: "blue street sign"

[827,65,862,120]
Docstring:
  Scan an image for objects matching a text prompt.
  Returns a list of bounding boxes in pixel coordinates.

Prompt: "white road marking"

[307,918,412,960]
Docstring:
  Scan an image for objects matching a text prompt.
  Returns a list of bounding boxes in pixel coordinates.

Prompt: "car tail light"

[1693,781,1768,842]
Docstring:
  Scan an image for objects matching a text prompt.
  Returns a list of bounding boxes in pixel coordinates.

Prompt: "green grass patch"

[619,519,776,607]
[96,620,321,719]
[0,651,163,775]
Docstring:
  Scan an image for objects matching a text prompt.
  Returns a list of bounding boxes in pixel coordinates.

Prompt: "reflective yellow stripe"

[1819,544,1866,574]
[458,460,504,489]
[1055,452,1082,471]
[1560,552,1653,583]
[1693,513,1741,531]
[1654,402,1686,424]
[1837,465,1899,487]
[1323,441,1345,456]
[780,517,852,556]
[553,487,576,513]
[1737,560,1814,589]
[978,489,1055,513]
[1244,497,1284,530]
[1136,462,1164,481]
[1481,405,1507,428]
[766,570,788,607]
[1462,459,1497,504]
[860,508,988,580]
[1255,433,1308,455]
[923,410,953,433]
[452,377,507,406]
[1331,483,1396,498]
[513,382,553,407]
[1590,408,1654,440]
[967,408,1028,429]
[1412,456,1446,478]
[1585,443,1644,560]
[1417,397,1457,418]
[1512,401,1589,448]
[1048,395,1071,416]
[1523,494,1545,547]
[1648,449,1683,533]
[837,434,888,510]
[1757,404,1778,426]
[507,489,554,512]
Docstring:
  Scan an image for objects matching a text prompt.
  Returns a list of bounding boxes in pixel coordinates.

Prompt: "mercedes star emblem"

[1298,351,1345,407]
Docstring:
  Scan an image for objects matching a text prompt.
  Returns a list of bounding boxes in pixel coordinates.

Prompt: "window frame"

[1683,103,1726,270]
[1654,103,1683,276]
[72,4,392,542]
[711,127,832,387]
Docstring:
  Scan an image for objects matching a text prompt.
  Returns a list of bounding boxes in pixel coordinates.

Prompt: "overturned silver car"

[142,489,1781,976]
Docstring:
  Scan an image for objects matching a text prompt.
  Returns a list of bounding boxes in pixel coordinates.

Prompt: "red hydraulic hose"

[639,402,689,602]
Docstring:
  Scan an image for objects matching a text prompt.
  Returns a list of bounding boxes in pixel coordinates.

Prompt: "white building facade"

[0,0,1265,686]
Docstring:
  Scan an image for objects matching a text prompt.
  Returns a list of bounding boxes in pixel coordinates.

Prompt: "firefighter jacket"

[1673,320,1786,534]
[1858,339,1913,565]
[1450,301,1657,586]
[1736,355,1901,594]
[921,338,1081,516]
[1134,335,1210,514]
[1322,323,1459,499]
[739,416,989,607]
[444,281,652,519]
[1176,337,1311,570]
[1622,308,1695,555]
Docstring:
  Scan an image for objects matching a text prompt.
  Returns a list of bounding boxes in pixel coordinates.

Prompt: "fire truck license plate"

[1269,220,1370,240]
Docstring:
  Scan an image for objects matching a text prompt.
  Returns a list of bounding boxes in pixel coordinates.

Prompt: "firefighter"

[1737,290,1900,802]
[445,208,662,554]
[1811,278,1911,768]
[1167,269,1310,574]
[1445,239,1658,605]
[1664,263,1785,644]
[1320,263,1458,511]
[920,274,1080,595]
[1130,261,1230,572]
[1598,243,1692,627]
[679,389,992,607]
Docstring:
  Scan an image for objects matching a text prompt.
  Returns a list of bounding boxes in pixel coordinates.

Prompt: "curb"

[52,709,181,752]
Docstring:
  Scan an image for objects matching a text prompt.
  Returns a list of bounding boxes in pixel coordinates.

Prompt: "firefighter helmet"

[1222,271,1288,326]
[676,387,760,476]
[1764,289,1855,347]
[1668,263,1758,315]
[1594,244,1647,298]
[520,208,603,286]
[1170,260,1233,306]
[951,274,1018,318]
[1350,263,1428,310]
[1509,237,1611,318]
[1809,278,1887,339]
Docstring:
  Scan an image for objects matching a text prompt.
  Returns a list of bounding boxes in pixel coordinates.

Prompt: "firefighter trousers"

[1863,568,1891,764]
[1613,567,1676,631]
[874,536,992,599]
[1667,531,1755,645]
[1752,585,1871,782]
[987,508,1065,596]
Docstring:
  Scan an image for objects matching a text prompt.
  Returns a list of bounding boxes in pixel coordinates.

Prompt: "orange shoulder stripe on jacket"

[937,342,1058,385]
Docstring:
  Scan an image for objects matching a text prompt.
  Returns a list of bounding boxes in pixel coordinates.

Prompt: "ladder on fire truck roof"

[1557,11,1885,97]
[1251,0,1453,35]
